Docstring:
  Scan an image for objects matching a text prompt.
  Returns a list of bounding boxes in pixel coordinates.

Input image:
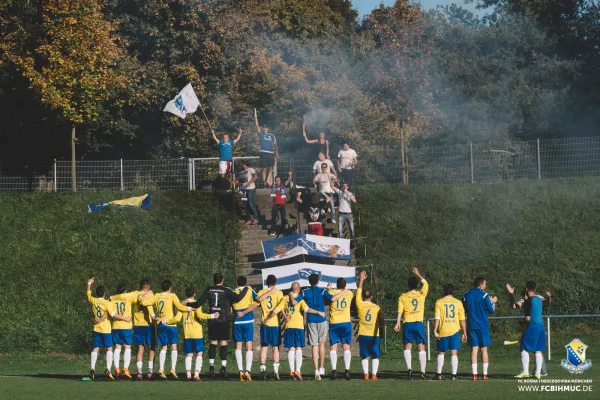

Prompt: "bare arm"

[274,140,279,159]
[233,128,243,144]
[285,171,292,187]
[303,122,317,144]
[211,129,219,144]
[254,109,260,135]
[433,318,440,339]
[305,307,326,318]
[460,319,467,342]
[326,140,330,159]
[255,287,274,303]
[236,302,258,318]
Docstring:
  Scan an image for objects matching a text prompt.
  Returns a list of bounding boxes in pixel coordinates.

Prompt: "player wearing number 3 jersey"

[394,267,429,380]
[325,278,354,380]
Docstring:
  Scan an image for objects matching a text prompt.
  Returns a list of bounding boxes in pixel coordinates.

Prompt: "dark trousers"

[341,168,354,186]
[245,188,258,220]
[271,204,287,233]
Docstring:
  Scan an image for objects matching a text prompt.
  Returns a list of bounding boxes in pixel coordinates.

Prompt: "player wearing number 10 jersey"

[325,278,354,380]
[433,284,466,380]
[394,267,429,380]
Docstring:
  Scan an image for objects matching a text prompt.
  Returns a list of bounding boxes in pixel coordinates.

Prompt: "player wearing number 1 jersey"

[394,267,429,380]
[256,275,284,380]
[356,272,382,380]
[325,278,354,380]
[433,284,467,380]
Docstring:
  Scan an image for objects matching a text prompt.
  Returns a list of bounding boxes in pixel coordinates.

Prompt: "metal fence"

[2,137,600,191]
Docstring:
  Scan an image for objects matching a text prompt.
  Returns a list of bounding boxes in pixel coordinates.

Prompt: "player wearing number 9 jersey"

[256,275,284,380]
[356,271,382,380]
[394,267,429,379]
[433,284,466,380]
[325,278,354,380]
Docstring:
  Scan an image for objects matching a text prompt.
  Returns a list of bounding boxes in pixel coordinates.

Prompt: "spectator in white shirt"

[240,160,259,225]
[313,163,338,224]
[337,143,358,186]
[313,152,336,176]
[334,182,356,243]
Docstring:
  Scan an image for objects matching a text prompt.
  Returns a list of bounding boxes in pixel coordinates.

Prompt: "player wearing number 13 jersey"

[325,278,354,380]
[433,284,466,380]
[394,267,429,379]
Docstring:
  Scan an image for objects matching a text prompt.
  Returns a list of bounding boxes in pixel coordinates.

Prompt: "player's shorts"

[307,222,323,236]
[359,335,381,359]
[112,328,133,346]
[157,324,179,346]
[208,320,230,341]
[260,325,281,346]
[402,321,426,345]
[91,332,113,349]
[219,160,232,174]
[259,151,275,168]
[184,338,205,354]
[284,328,305,349]
[437,331,461,352]
[521,323,546,352]
[233,323,254,343]
[329,322,353,345]
[307,322,328,346]
[133,326,155,346]
[467,328,491,347]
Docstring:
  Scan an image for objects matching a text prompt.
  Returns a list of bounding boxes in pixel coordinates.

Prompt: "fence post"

[537,138,541,180]
[188,158,193,191]
[384,325,387,353]
[120,159,124,191]
[547,317,551,361]
[470,142,474,183]
[53,159,57,192]
[401,131,407,185]
[426,320,431,361]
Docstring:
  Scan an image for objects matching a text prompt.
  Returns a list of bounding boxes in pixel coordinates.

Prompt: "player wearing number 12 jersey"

[325,278,354,380]
[356,272,382,380]
[433,284,466,380]
[394,267,429,380]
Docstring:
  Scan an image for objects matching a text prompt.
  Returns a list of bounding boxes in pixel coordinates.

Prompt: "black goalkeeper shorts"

[208,320,230,341]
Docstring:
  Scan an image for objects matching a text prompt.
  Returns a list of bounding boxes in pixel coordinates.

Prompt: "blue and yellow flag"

[88,193,151,213]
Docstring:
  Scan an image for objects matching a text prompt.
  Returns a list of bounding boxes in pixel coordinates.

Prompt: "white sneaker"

[319,368,325,376]
[315,373,321,381]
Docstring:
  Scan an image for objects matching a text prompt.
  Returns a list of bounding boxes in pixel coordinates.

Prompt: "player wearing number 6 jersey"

[433,284,467,380]
[256,275,284,380]
[325,278,354,380]
[394,267,429,380]
[356,272,382,380]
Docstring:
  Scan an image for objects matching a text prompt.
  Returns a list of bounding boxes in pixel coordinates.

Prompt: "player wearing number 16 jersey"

[394,267,429,380]
[325,278,354,380]
[433,284,466,380]
[356,272,382,380]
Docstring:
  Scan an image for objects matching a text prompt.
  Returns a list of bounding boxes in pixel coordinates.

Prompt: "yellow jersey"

[327,289,353,324]
[182,309,213,339]
[133,291,155,327]
[87,289,115,334]
[397,279,429,323]
[154,292,191,326]
[274,297,307,330]
[355,288,381,337]
[111,291,142,330]
[434,296,465,337]
[257,288,283,327]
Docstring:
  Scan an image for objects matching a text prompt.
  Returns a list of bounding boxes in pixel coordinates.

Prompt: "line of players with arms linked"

[86,268,552,382]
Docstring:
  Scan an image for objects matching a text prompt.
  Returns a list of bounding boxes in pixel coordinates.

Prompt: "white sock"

[159,350,167,371]
[221,360,227,367]
[372,359,379,376]
[90,352,98,370]
[418,351,427,373]
[472,363,478,375]
[295,350,303,372]
[106,351,113,371]
[273,362,280,373]
[330,350,337,370]
[315,369,319,376]
[404,350,412,370]
[209,359,215,367]
[235,349,243,372]
[171,351,178,371]
[437,354,444,374]
[114,348,121,369]
[136,361,143,374]
[361,359,369,374]
[343,350,351,370]
[288,351,295,372]
[451,355,458,375]
[319,367,325,376]
[521,351,530,374]
[185,357,192,372]
[535,352,543,375]
[148,360,154,373]
[483,362,489,375]
[123,349,131,369]
[195,355,202,374]
[260,364,266,372]
[245,351,253,372]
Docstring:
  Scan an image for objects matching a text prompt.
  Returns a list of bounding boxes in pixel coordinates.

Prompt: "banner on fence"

[261,234,351,262]
[88,193,151,213]
[260,262,356,290]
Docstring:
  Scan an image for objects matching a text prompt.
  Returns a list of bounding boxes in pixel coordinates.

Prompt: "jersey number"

[95,306,102,318]
[116,302,125,315]
[214,293,219,307]
[336,298,347,309]
[267,296,273,309]
[158,300,165,316]
[412,299,418,311]
[365,309,372,322]
[444,304,455,318]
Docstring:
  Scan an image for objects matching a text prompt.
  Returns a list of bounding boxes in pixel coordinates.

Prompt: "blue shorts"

[437,331,461,352]
[91,332,113,349]
[233,323,254,343]
[133,326,154,346]
[329,322,353,345]
[402,322,426,345]
[521,324,546,352]
[112,329,133,346]
[260,325,280,347]
[157,324,179,346]
[359,336,381,359]
[184,338,205,354]
[468,328,491,347]
[283,328,305,349]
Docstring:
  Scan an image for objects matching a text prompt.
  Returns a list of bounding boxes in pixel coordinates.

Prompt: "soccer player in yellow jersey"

[86,278,129,381]
[132,279,156,380]
[256,275,284,380]
[325,278,354,380]
[394,267,429,379]
[433,284,467,380]
[232,276,258,381]
[356,272,382,380]
[154,279,194,379]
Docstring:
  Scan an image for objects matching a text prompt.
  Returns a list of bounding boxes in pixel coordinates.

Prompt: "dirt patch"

[50,352,77,360]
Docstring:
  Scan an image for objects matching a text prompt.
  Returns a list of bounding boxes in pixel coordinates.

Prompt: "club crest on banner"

[298,268,321,280]
[561,339,592,374]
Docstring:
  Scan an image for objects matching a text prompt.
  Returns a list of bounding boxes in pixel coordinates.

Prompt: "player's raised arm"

[412,267,428,296]
[254,108,261,135]
[356,271,366,308]
[233,127,243,144]
[86,278,95,302]
[211,129,219,145]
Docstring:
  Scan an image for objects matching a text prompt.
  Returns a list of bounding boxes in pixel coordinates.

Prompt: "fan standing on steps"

[239,160,259,225]
[268,173,292,237]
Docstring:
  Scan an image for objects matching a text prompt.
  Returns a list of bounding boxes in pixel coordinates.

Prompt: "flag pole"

[199,103,213,131]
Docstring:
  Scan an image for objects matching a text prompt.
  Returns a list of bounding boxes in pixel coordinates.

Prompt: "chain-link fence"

[2,137,600,191]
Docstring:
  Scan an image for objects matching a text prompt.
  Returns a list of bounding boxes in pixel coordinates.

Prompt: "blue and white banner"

[260,262,356,290]
[163,83,200,119]
[261,234,351,262]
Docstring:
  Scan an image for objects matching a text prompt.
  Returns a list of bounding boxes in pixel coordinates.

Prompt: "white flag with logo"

[163,83,200,119]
